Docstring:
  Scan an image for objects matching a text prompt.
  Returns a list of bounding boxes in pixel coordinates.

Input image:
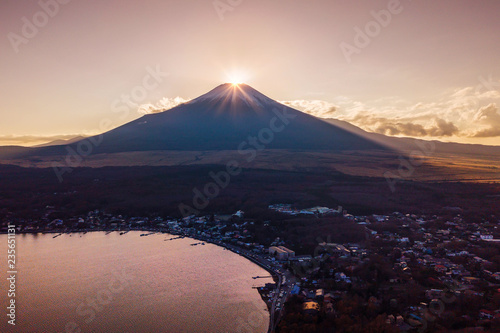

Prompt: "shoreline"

[2,228,281,333]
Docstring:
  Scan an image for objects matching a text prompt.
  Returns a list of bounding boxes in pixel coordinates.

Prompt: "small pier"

[164,235,184,241]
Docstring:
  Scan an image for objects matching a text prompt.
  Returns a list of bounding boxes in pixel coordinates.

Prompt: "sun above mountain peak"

[228,79,245,86]
[225,70,249,86]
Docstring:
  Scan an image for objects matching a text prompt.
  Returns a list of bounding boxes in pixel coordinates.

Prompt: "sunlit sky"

[1,0,500,146]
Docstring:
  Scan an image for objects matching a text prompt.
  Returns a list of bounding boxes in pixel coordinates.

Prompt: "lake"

[0,232,272,332]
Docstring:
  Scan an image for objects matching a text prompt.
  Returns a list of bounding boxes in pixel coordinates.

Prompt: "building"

[302,301,320,315]
[233,210,244,218]
[319,243,351,257]
[277,246,295,258]
[269,246,295,260]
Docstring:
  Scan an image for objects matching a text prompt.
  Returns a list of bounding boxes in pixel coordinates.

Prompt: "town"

[2,204,500,332]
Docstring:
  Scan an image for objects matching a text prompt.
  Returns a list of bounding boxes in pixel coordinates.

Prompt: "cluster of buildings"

[2,205,500,331]
[268,204,343,216]
[269,211,500,331]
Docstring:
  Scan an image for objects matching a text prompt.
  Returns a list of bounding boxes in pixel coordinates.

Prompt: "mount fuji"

[0,83,498,186]
[38,83,386,155]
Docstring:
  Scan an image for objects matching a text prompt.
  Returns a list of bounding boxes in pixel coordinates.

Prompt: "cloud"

[376,122,428,137]
[138,96,190,115]
[472,127,500,137]
[282,81,500,141]
[348,113,459,137]
[279,100,338,118]
[430,118,460,136]
[278,99,462,138]
[470,103,500,137]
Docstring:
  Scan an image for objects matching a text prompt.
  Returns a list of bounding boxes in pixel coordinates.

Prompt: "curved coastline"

[7,228,281,333]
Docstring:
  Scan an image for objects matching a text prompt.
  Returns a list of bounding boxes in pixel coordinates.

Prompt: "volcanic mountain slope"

[33,83,387,155]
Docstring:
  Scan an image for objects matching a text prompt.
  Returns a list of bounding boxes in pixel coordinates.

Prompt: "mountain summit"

[38,84,387,154]
[187,83,276,110]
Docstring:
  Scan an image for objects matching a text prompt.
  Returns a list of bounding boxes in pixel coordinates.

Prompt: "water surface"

[0,232,271,332]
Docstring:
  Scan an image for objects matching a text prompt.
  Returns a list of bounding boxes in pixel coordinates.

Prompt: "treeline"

[0,165,499,220]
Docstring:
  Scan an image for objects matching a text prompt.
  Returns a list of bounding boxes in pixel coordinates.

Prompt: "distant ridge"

[34,136,87,147]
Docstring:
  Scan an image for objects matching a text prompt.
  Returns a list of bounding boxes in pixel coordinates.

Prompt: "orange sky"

[1,0,499,146]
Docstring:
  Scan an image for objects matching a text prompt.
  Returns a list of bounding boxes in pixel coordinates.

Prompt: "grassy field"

[0,161,498,219]
[1,149,499,182]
